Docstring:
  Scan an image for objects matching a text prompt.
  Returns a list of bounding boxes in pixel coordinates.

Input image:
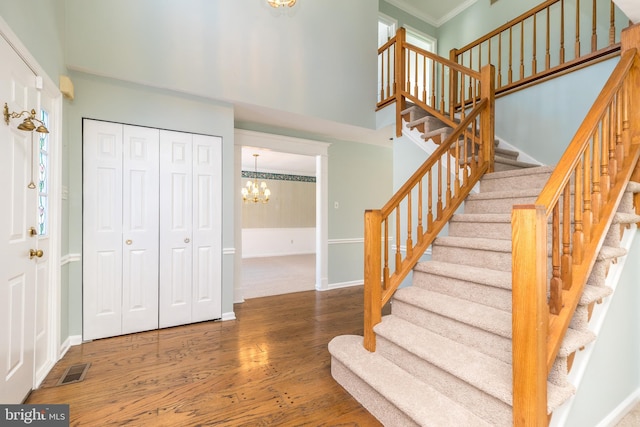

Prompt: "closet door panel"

[192,135,222,322]
[83,120,124,340]
[122,125,160,334]
[159,131,193,328]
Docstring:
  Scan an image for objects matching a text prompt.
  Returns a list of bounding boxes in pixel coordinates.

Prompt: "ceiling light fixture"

[242,154,271,204]
[267,0,297,8]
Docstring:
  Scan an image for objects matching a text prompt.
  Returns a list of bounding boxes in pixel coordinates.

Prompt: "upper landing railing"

[451,0,630,95]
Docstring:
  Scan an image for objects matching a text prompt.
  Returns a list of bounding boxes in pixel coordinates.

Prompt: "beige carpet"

[241,254,315,299]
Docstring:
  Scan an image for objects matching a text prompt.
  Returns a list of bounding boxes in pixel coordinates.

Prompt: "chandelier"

[267,0,297,8]
[242,154,271,204]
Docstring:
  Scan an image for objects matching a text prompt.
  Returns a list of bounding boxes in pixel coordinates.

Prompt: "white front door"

[0,36,46,403]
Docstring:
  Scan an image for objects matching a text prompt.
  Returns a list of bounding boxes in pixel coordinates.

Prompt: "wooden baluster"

[575,0,580,59]
[509,26,514,84]
[532,14,538,75]
[422,55,427,104]
[413,51,419,98]
[560,0,566,63]
[622,80,630,156]
[446,148,452,207]
[406,192,413,259]
[546,7,551,70]
[592,122,602,222]
[562,185,573,289]
[430,59,436,108]
[455,135,461,199]
[520,21,525,80]
[550,203,562,315]
[380,51,385,102]
[609,1,616,46]
[573,160,584,264]
[427,169,433,232]
[417,179,424,244]
[601,107,611,203]
[384,218,389,290]
[437,160,443,219]
[440,63,446,115]
[395,206,402,272]
[498,31,503,88]
[608,103,618,185]
[460,71,466,120]
[364,210,382,352]
[591,0,597,52]
[583,140,592,242]
[616,90,624,169]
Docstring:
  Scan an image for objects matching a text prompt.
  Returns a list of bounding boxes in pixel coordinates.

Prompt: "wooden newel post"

[481,64,496,173]
[363,210,382,352]
[512,205,548,427]
[395,28,407,138]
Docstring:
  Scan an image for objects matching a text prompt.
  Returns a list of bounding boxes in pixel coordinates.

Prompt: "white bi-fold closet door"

[83,119,222,341]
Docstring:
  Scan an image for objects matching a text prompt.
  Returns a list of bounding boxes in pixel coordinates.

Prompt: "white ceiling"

[385,0,477,27]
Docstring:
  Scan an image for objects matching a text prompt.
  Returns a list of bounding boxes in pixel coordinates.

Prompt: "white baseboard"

[221,311,236,321]
[596,388,640,427]
[319,280,363,291]
[58,334,83,359]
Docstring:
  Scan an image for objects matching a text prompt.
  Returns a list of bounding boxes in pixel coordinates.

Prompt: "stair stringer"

[550,223,639,427]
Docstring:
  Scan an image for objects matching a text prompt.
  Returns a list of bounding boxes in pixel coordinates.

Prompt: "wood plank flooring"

[27,286,382,426]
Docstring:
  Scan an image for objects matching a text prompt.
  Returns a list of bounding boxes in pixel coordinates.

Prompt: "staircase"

[402,103,540,172]
[329,165,640,426]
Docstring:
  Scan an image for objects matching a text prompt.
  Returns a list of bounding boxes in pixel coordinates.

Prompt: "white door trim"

[0,16,63,389]
[234,129,331,299]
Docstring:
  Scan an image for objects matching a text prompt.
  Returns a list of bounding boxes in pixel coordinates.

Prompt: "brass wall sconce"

[3,102,49,134]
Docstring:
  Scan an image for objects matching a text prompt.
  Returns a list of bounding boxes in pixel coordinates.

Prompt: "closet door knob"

[125,239,133,245]
[184,238,190,243]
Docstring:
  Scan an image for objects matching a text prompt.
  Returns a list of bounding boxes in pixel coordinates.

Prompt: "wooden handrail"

[451,0,628,96]
[365,61,495,351]
[511,22,640,426]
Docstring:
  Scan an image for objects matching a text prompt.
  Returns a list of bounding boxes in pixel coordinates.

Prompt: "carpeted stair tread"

[374,315,575,413]
[421,126,452,139]
[433,235,511,252]
[494,146,520,160]
[613,212,640,224]
[414,260,511,290]
[625,181,640,193]
[494,155,540,169]
[580,284,613,305]
[329,334,493,427]
[450,213,512,223]
[481,164,555,180]
[557,328,597,357]
[597,245,627,261]
[394,286,512,339]
[467,186,543,201]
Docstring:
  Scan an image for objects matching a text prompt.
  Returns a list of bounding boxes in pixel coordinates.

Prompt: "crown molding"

[385,0,477,28]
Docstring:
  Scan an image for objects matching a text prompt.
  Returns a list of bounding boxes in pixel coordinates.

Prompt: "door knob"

[125,239,133,245]
[28,227,37,237]
[29,249,44,259]
[184,238,190,243]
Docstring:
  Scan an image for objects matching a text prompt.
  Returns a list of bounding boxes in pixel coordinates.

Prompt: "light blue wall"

[328,140,393,286]
[64,0,378,130]
[379,0,437,38]
[495,57,617,165]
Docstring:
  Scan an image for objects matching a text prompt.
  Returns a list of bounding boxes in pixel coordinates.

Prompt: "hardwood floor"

[27,287,381,426]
